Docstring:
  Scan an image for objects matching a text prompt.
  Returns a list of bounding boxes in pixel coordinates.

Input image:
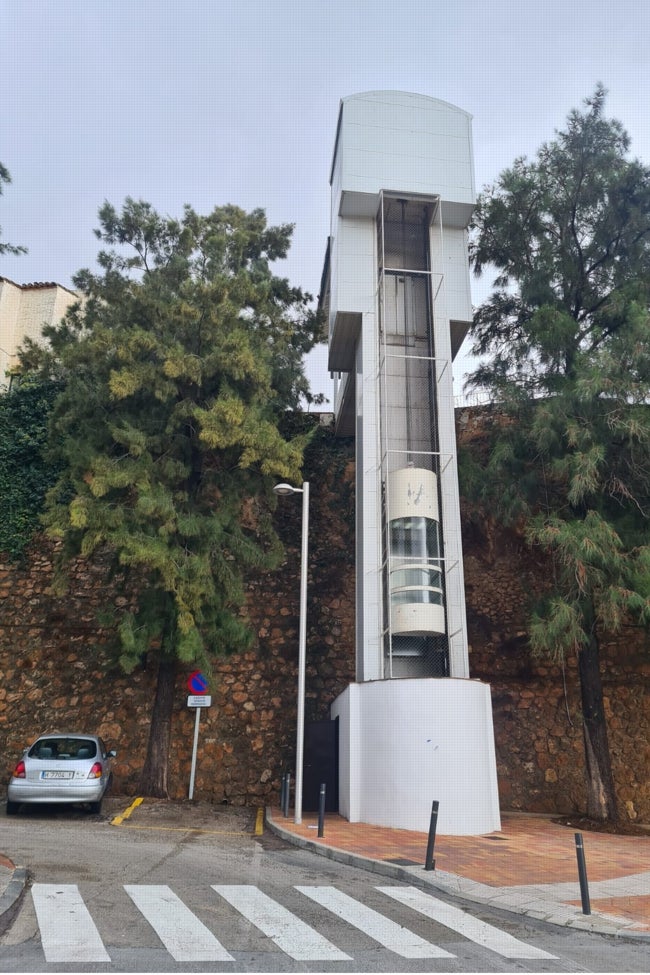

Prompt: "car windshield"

[29,738,97,760]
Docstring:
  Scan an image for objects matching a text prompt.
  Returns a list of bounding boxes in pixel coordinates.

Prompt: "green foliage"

[465,87,650,662]
[29,198,323,675]
[0,163,26,256]
[469,85,650,398]
[463,88,650,818]
[0,378,63,560]
[527,511,650,653]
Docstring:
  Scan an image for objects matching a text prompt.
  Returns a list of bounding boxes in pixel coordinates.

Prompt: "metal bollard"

[424,800,439,871]
[280,773,287,815]
[318,783,326,837]
[283,772,291,818]
[575,833,591,914]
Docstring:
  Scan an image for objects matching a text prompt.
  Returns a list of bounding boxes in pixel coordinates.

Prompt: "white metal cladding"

[324,91,476,680]
[324,90,499,834]
[330,91,475,217]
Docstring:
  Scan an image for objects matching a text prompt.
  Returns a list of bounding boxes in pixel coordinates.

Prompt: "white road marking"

[30,880,557,965]
[212,884,352,961]
[125,884,234,961]
[296,885,455,959]
[378,885,558,959]
[31,883,111,964]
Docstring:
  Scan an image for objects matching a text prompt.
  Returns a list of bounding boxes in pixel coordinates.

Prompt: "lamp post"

[273,481,309,825]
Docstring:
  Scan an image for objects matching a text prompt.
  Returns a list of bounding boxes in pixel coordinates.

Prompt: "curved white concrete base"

[331,678,501,835]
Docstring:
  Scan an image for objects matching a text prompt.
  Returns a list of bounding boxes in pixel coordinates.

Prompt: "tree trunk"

[578,627,618,821]
[138,653,177,797]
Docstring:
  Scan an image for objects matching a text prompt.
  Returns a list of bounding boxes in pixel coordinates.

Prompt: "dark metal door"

[301,718,339,812]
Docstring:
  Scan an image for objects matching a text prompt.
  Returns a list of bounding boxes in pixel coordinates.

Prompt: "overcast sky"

[2,0,648,405]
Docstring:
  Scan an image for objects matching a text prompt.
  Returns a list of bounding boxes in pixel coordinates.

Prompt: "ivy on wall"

[0,378,63,561]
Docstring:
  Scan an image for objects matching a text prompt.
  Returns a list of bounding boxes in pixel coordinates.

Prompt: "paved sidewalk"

[266,807,650,940]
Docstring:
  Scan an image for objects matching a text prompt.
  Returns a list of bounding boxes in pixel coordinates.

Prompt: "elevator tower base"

[331,678,501,835]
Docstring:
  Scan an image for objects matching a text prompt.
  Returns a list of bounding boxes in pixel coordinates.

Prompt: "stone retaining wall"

[0,428,356,805]
[1,417,649,820]
[463,524,650,821]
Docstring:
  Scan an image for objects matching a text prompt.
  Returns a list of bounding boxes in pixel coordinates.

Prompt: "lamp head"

[273,482,298,496]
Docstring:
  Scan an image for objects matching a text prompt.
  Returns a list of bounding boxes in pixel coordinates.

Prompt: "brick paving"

[270,808,650,933]
[568,895,650,928]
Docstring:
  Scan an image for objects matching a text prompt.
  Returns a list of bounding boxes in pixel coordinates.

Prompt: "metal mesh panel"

[385,633,450,678]
[382,354,437,473]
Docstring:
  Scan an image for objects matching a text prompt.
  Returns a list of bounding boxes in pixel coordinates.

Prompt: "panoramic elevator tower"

[321,92,500,834]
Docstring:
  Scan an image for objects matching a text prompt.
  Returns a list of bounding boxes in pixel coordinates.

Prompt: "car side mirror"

[108,750,117,758]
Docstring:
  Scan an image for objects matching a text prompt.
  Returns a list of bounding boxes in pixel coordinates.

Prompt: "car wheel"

[88,798,102,814]
[6,801,19,816]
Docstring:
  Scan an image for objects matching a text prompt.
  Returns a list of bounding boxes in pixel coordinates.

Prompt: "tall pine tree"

[464,88,650,821]
[0,163,26,256]
[28,199,323,796]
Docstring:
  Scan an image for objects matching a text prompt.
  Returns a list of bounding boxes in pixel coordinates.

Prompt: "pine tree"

[29,199,323,796]
[0,163,26,256]
[464,88,650,821]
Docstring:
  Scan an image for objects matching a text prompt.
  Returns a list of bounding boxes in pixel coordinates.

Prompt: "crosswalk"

[30,882,558,965]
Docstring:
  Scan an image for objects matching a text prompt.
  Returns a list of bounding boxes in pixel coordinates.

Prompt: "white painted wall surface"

[331,679,501,835]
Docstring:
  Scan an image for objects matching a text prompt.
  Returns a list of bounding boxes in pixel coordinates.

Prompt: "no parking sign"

[187,671,211,799]
[187,670,208,694]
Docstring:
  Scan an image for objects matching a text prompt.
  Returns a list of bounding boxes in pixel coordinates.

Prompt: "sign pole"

[188,705,201,800]
[186,671,211,800]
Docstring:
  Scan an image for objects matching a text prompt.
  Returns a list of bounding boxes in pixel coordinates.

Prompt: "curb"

[0,866,28,936]
[265,809,431,882]
[265,809,650,943]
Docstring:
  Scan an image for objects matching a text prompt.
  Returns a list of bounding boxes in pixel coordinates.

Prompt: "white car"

[7,733,116,815]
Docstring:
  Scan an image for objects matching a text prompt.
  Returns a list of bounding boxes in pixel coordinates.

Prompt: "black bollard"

[283,772,291,818]
[575,833,591,914]
[424,800,439,871]
[318,783,326,837]
[280,773,287,815]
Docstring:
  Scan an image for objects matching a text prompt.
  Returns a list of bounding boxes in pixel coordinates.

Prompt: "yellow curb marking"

[111,796,144,826]
[111,798,264,837]
[117,824,256,836]
[255,806,264,835]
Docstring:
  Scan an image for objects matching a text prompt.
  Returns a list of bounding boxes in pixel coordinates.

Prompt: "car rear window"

[29,739,97,760]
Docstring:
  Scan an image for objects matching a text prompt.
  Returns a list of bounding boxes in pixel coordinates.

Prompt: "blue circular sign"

[187,670,208,694]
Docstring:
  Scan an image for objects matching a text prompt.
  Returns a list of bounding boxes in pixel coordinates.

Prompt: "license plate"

[41,770,75,779]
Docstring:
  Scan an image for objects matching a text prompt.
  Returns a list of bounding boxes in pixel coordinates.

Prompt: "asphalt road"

[0,798,648,973]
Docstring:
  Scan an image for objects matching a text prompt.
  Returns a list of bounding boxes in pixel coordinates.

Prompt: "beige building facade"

[0,277,78,387]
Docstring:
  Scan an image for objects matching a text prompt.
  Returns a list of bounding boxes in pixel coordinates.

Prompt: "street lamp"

[273,481,309,825]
